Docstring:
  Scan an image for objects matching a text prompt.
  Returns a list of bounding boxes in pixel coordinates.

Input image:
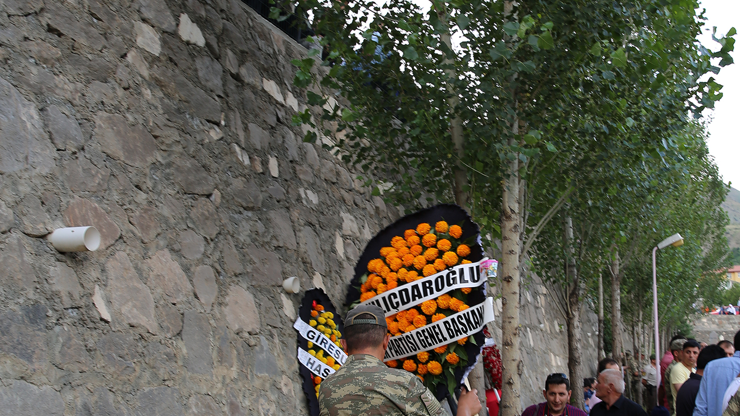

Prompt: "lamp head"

[657,233,684,250]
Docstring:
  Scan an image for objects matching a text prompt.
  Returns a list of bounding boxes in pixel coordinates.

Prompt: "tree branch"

[521,185,575,257]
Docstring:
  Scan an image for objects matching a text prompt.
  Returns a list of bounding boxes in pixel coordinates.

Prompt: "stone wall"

[693,315,740,344]
[0,0,598,413]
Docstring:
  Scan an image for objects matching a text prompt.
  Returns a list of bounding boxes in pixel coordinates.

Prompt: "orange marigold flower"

[442,251,459,266]
[370,274,382,289]
[423,248,439,262]
[462,259,472,264]
[410,244,423,256]
[386,251,400,262]
[397,246,411,256]
[406,271,419,282]
[437,239,452,252]
[457,337,468,345]
[387,272,398,282]
[402,253,415,267]
[427,361,443,375]
[421,300,438,315]
[327,357,336,367]
[407,235,421,247]
[391,236,408,249]
[450,298,464,312]
[446,352,460,365]
[397,318,410,331]
[330,334,336,342]
[360,291,376,302]
[437,294,452,309]
[413,314,427,328]
[422,265,436,277]
[389,321,400,335]
[377,283,388,294]
[422,233,437,248]
[386,316,395,326]
[404,229,417,239]
[397,268,409,281]
[397,311,407,321]
[406,308,419,320]
[417,374,424,382]
[434,345,447,354]
[314,376,322,385]
[403,324,416,332]
[315,304,324,311]
[387,280,398,290]
[417,351,430,363]
[461,287,472,294]
[416,223,432,236]
[311,310,318,317]
[368,259,383,273]
[417,363,428,375]
[389,257,403,271]
[449,225,463,239]
[457,244,471,257]
[433,259,447,272]
[435,221,449,233]
[387,360,398,368]
[379,268,391,279]
[432,313,445,323]
[380,247,395,257]
[413,255,427,270]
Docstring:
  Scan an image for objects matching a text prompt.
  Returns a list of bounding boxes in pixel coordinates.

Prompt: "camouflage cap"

[670,339,686,351]
[345,304,387,328]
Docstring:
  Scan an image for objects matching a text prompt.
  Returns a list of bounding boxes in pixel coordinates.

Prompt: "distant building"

[726,265,740,287]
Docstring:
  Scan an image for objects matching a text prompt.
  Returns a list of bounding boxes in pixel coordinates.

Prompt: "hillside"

[723,186,740,248]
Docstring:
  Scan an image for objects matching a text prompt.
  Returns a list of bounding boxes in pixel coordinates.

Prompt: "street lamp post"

[652,233,684,408]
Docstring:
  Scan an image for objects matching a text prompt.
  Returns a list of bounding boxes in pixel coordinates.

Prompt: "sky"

[699,0,740,188]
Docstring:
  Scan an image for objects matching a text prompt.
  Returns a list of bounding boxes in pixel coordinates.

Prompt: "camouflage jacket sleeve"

[723,391,740,416]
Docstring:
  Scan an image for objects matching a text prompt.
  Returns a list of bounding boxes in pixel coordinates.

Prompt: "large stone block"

[2,0,43,15]
[134,21,161,56]
[0,200,13,232]
[223,286,260,334]
[253,335,278,375]
[195,56,223,96]
[193,265,217,311]
[0,233,36,291]
[221,238,243,276]
[63,156,110,193]
[16,194,53,237]
[64,198,121,250]
[48,263,83,308]
[97,332,138,375]
[173,156,215,195]
[75,387,132,416]
[182,311,212,375]
[0,380,64,416]
[156,302,182,337]
[187,395,221,415]
[43,2,105,50]
[51,326,90,372]
[299,226,326,274]
[246,246,283,287]
[0,304,47,371]
[0,77,54,174]
[188,198,219,239]
[228,178,262,210]
[129,206,161,243]
[94,112,157,168]
[137,387,185,416]
[42,105,84,151]
[106,252,159,333]
[146,249,193,304]
[268,209,296,250]
[180,229,205,259]
[152,66,221,122]
[138,0,176,32]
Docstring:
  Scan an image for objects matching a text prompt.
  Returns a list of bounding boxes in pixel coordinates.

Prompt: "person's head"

[670,338,687,360]
[543,373,571,415]
[341,305,388,355]
[681,340,701,367]
[650,353,657,366]
[583,377,595,391]
[595,369,624,402]
[700,342,708,350]
[719,340,735,357]
[696,345,726,373]
[597,357,620,373]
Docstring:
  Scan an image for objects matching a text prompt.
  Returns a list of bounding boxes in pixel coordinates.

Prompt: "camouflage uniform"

[723,391,740,416]
[319,354,446,416]
[664,361,677,415]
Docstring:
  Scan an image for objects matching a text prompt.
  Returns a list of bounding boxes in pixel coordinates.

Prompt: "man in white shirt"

[642,354,658,408]
[728,304,737,315]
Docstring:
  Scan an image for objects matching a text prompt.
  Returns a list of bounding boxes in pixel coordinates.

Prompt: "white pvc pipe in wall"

[49,226,101,252]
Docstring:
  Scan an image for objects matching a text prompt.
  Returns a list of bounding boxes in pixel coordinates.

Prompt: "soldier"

[723,391,740,416]
[664,338,687,416]
[625,351,641,404]
[318,304,481,416]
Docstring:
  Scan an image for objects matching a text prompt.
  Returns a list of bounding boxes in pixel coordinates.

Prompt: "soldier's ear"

[341,338,348,353]
[382,333,391,350]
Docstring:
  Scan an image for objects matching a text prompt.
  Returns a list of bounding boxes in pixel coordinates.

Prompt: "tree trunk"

[609,251,623,364]
[598,271,605,360]
[500,129,521,416]
[564,216,584,409]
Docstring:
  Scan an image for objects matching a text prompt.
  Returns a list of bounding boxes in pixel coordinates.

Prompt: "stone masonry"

[693,315,740,344]
[0,0,597,413]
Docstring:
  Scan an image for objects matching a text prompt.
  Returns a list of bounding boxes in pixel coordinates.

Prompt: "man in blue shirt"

[693,331,740,416]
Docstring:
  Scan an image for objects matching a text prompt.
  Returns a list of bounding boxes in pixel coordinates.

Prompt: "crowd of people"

[316,302,740,416]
